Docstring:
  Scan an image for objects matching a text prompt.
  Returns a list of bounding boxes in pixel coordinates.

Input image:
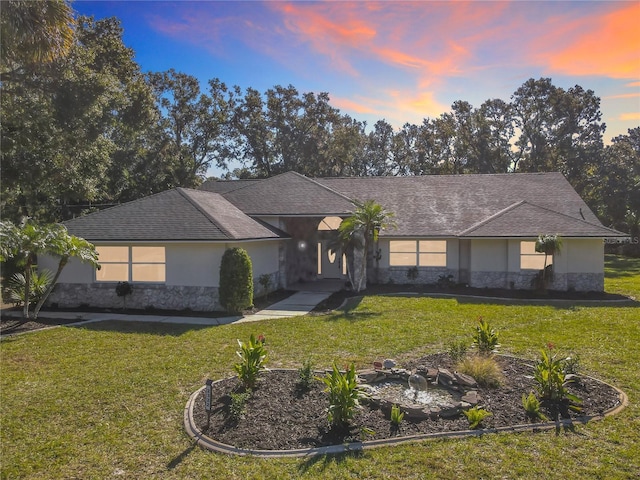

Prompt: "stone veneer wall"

[46,283,221,311]
[375,267,458,285]
[375,268,602,292]
[281,218,321,285]
[470,271,604,292]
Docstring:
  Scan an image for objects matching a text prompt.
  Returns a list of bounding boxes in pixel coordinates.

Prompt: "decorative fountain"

[358,360,480,420]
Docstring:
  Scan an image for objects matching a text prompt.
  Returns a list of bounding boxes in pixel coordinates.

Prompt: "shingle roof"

[223,171,355,216]
[199,178,262,194]
[64,188,286,241]
[315,173,626,237]
[66,172,625,242]
[458,201,623,237]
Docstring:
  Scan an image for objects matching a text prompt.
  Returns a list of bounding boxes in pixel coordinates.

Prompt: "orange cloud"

[627,81,640,87]
[544,2,640,78]
[620,112,640,121]
[605,93,640,99]
[330,96,377,115]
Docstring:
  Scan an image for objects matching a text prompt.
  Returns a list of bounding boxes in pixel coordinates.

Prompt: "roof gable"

[223,171,355,216]
[64,188,284,242]
[459,201,624,237]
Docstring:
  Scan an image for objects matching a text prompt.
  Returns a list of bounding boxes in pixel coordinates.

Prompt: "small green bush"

[229,391,251,421]
[219,247,253,313]
[456,354,505,388]
[472,316,500,355]
[463,406,491,429]
[533,343,582,410]
[258,273,272,299]
[298,358,314,390]
[447,339,469,363]
[234,334,267,390]
[522,392,548,422]
[318,363,364,428]
[390,404,405,427]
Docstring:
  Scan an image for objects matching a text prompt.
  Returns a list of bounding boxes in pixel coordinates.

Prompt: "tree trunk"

[33,257,67,320]
[353,229,366,292]
[22,257,32,319]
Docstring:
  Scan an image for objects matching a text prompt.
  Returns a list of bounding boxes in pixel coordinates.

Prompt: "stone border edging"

[183,368,629,458]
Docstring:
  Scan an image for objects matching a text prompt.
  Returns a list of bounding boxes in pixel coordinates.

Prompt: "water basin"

[369,380,461,408]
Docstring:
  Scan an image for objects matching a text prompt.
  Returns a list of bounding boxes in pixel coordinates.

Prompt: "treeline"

[1,13,638,245]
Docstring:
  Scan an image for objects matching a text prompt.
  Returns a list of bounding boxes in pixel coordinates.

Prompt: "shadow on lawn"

[450,295,639,309]
[72,320,212,337]
[298,449,364,475]
[166,441,198,470]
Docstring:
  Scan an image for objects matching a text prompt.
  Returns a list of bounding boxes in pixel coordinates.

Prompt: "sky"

[74,0,640,175]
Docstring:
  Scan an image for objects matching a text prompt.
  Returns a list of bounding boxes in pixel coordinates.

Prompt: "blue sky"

[74,0,640,172]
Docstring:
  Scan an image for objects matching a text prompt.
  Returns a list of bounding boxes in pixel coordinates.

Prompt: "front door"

[318,241,344,279]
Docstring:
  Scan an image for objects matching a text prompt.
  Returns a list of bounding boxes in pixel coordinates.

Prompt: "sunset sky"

[75,0,639,155]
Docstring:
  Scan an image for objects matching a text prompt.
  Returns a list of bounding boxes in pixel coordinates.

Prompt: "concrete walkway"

[1,284,340,328]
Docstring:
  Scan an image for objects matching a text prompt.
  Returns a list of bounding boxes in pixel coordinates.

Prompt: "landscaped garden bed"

[187,331,626,456]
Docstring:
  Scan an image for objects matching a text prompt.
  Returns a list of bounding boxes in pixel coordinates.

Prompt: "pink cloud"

[539,2,640,78]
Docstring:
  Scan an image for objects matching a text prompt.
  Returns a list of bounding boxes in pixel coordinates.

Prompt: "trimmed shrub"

[219,247,253,314]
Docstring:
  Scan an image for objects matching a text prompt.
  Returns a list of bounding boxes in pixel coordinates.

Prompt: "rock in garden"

[383,358,396,369]
[454,372,478,388]
[461,390,479,405]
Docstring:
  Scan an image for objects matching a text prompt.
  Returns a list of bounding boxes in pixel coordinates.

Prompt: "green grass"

[2,255,639,479]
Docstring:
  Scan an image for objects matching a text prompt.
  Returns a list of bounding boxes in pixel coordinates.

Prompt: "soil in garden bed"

[192,354,622,451]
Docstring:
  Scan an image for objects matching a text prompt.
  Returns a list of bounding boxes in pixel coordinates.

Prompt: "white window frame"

[96,246,166,283]
[389,240,447,267]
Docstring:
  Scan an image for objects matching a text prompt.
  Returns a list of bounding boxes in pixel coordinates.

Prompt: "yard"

[1,255,639,479]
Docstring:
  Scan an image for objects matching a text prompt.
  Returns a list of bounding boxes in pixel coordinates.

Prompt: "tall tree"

[147,70,236,186]
[0,0,74,82]
[595,128,640,248]
[1,16,158,222]
[511,78,605,196]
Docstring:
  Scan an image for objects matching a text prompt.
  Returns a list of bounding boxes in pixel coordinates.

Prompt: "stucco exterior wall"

[469,238,604,291]
[41,240,283,311]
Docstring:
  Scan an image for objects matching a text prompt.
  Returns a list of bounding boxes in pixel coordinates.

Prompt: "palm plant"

[1,220,99,320]
[32,229,100,319]
[0,0,75,71]
[535,234,563,289]
[4,269,54,306]
[337,200,395,292]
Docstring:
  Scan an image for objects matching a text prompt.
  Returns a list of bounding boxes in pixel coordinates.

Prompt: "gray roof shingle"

[65,172,625,242]
[64,188,285,241]
[316,173,626,237]
[223,171,355,216]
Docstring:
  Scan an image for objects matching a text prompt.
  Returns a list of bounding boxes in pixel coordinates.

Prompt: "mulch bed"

[191,354,622,451]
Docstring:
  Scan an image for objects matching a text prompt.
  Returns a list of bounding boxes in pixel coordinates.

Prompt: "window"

[96,246,166,282]
[520,241,550,270]
[389,240,447,267]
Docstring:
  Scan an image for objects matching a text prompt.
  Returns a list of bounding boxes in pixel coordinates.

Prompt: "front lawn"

[1,256,639,479]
